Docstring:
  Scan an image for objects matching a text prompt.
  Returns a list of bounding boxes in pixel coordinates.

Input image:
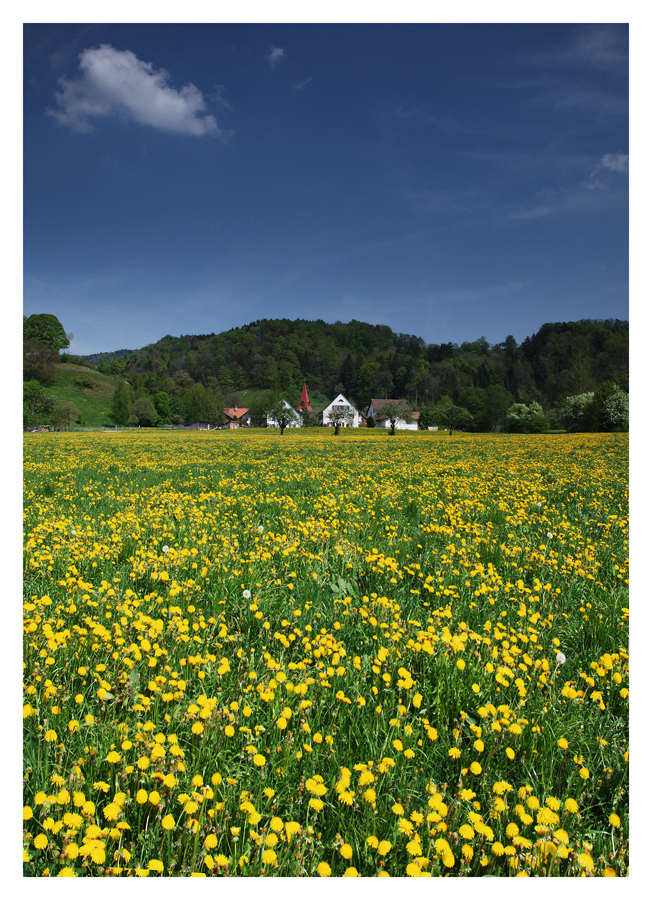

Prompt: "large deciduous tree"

[23,314,71,349]
[431,398,474,435]
[503,401,549,434]
[51,401,82,431]
[23,313,71,384]
[559,383,628,432]
[129,397,159,427]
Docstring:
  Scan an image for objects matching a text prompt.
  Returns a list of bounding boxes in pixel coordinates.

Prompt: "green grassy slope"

[37,369,330,428]
[45,364,117,426]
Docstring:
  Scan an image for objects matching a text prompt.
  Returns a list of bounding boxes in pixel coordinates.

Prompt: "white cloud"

[267,46,285,69]
[599,152,629,174]
[589,152,629,187]
[47,44,220,136]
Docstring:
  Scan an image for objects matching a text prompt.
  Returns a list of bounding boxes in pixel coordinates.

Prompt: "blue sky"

[23,19,629,356]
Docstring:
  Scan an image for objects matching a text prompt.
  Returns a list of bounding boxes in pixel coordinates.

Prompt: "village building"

[366,399,420,431]
[319,393,363,427]
[297,380,312,412]
[223,407,251,428]
[267,399,302,428]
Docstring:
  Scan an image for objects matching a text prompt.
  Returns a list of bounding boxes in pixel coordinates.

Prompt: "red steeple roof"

[297,381,312,411]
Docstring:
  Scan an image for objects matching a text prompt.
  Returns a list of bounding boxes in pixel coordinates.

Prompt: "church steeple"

[297,380,312,411]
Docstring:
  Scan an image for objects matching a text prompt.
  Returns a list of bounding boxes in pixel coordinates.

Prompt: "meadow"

[23,429,629,877]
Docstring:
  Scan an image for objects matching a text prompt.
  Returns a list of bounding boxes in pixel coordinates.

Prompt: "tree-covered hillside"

[84,317,628,429]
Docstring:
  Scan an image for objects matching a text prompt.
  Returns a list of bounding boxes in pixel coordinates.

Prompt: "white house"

[267,399,302,428]
[320,393,362,428]
[366,399,419,431]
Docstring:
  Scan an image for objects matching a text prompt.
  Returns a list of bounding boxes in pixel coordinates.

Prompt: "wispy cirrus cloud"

[47,44,222,136]
[523,25,628,73]
[389,104,477,136]
[267,46,285,70]
[510,153,628,221]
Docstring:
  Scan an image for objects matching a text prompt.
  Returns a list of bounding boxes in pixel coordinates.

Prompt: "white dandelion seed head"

[258,526,264,533]
[556,652,566,665]
[547,532,553,540]
[243,589,252,600]
[162,545,169,554]
[537,502,542,507]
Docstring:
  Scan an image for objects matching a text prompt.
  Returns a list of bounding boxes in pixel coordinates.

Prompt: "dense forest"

[25,315,628,431]
[80,317,628,429]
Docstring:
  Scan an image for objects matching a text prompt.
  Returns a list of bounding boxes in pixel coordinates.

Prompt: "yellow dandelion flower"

[57,867,76,877]
[578,853,594,871]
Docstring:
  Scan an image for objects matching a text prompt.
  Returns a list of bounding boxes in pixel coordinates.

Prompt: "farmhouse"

[319,393,362,427]
[224,407,251,428]
[366,399,419,430]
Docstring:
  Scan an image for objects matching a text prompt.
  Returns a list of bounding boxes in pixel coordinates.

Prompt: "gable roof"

[224,407,250,419]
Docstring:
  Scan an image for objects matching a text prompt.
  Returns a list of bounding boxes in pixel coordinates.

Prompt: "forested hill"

[82,317,628,424]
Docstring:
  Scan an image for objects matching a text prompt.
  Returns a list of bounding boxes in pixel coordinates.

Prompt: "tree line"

[24,314,628,432]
